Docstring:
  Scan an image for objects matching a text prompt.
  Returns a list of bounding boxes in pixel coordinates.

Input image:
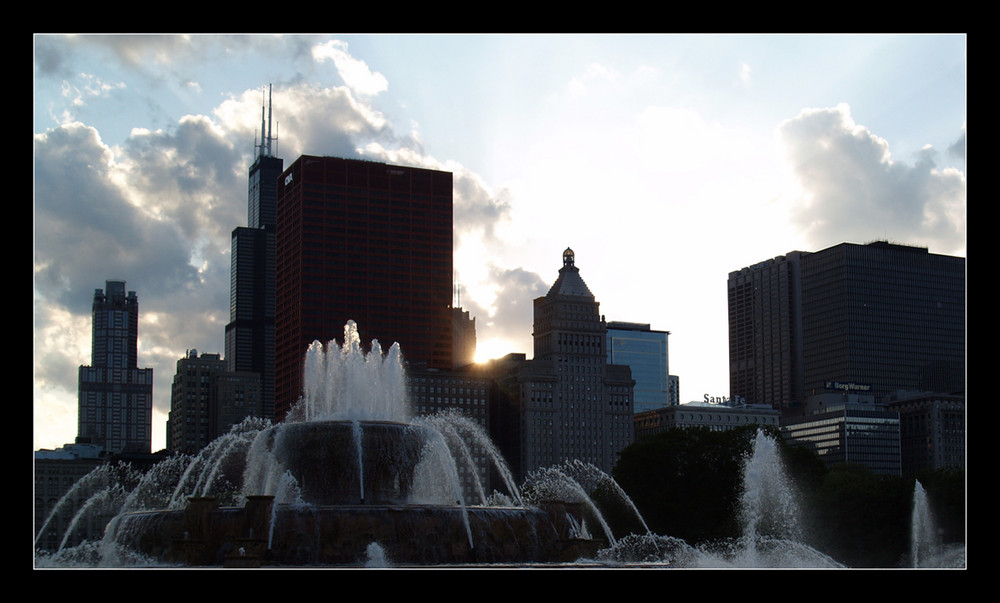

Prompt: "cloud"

[312,40,389,97]
[33,38,521,448]
[33,123,205,313]
[458,264,549,356]
[779,103,966,255]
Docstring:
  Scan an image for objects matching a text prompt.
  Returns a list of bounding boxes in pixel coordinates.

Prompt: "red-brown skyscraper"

[273,156,454,421]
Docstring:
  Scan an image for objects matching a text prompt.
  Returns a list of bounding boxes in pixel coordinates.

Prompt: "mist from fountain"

[38,322,590,567]
[591,429,844,568]
[911,480,966,568]
[38,322,923,569]
[911,480,937,567]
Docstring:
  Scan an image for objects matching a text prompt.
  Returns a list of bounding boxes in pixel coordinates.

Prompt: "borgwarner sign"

[824,381,872,392]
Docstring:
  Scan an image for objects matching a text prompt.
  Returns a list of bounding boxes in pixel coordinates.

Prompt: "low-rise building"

[634,401,780,440]
[780,394,901,475]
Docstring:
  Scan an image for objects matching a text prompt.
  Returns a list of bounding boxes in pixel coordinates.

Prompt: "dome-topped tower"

[528,246,634,482]
[547,247,592,298]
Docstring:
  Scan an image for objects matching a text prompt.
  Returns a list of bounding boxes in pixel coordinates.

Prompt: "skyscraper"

[606,321,670,413]
[167,350,227,455]
[728,241,965,415]
[532,249,634,474]
[273,155,454,421]
[166,349,263,454]
[488,249,634,483]
[224,85,282,421]
[78,280,154,454]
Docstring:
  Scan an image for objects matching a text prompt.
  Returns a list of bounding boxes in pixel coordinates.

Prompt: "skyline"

[33,34,967,453]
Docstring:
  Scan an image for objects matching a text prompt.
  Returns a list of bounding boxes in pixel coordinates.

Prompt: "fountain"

[590,428,845,568]
[911,480,966,568]
[48,322,600,567]
[40,322,953,569]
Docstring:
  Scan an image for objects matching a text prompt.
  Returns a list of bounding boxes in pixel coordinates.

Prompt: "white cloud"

[739,61,752,88]
[779,103,966,255]
[312,40,389,97]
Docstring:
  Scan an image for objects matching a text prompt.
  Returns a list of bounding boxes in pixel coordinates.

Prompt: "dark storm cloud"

[118,114,246,246]
[459,265,549,353]
[779,104,965,254]
[33,123,201,314]
[453,173,513,243]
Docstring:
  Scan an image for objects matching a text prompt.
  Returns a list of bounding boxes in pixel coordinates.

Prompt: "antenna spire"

[256,84,277,159]
[266,84,273,157]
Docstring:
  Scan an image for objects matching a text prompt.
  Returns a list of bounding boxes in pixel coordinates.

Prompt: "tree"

[612,425,759,544]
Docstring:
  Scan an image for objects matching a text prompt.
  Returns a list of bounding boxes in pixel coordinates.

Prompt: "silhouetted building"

[408,364,494,497]
[77,280,153,454]
[885,390,965,476]
[34,442,108,552]
[781,397,902,475]
[486,249,633,483]
[668,375,680,405]
[634,401,779,440]
[453,307,477,368]
[273,155,454,421]
[606,321,670,413]
[225,86,282,421]
[166,350,263,455]
[728,241,965,416]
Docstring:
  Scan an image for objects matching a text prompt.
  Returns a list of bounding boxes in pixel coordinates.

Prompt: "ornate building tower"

[493,248,633,482]
[77,280,154,454]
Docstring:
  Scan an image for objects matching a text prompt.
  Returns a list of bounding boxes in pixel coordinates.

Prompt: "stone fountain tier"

[106,496,602,566]
[264,420,427,506]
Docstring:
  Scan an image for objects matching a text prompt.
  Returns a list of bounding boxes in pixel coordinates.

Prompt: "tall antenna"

[256,84,277,159]
[266,83,274,157]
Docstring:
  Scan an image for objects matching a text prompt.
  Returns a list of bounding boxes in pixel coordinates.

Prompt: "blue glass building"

[606,322,670,413]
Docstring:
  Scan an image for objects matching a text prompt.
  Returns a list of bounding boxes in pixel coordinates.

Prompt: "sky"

[33,33,967,453]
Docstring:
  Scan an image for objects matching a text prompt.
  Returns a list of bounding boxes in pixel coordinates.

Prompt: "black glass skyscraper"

[728,241,965,416]
[224,86,282,420]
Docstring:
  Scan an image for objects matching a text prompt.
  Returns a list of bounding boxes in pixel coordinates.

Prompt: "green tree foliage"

[914,467,966,544]
[611,425,966,567]
[612,425,760,544]
[803,464,914,567]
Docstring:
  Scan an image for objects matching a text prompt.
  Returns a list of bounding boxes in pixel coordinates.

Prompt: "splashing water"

[364,542,391,567]
[911,480,937,567]
[290,321,410,423]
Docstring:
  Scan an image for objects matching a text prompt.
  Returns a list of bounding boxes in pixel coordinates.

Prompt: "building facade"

[453,307,478,368]
[728,252,804,414]
[77,280,154,454]
[34,443,108,552]
[408,365,495,498]
[273,155,454,421]
[728,241,965,416]
[884,390,965,476]
[606,321,670,413]
[166,350,264,455]
[781,399,902,475]
[224,87,282,422]
[487,249,634,483]
[633,401,780,440]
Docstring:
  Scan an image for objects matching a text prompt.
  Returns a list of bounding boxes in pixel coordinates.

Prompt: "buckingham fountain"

[41,322,610,567]
[34,322,964,568]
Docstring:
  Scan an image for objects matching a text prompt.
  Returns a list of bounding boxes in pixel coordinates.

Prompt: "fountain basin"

[106,496,601,566]
[263,420,428,506]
